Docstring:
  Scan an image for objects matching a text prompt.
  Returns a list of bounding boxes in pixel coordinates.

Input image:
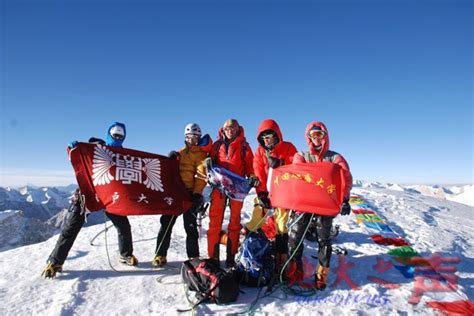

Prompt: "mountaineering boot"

[41,262,63,279]
[315,265,330,290]
[285,259,304,284]
[151,255,167,267]
[119,255,139,266]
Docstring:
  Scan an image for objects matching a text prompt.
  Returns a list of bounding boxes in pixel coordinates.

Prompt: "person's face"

[110,125,125,141]
[308,129,325,148]
[185,134,200,146]
[262,133,277,147]
[223,125,239,141]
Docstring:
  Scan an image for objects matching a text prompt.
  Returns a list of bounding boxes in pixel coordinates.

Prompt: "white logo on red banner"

[92,145,164,192]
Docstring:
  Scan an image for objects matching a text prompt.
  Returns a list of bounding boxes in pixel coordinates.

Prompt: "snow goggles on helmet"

[223,119,239,132]
[308,129,325,140]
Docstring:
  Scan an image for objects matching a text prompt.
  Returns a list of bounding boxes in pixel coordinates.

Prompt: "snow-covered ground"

[354,181,474,207]
[0,186,472,315]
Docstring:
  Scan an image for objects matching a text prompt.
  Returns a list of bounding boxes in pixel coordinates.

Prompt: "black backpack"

[181,258,240,306]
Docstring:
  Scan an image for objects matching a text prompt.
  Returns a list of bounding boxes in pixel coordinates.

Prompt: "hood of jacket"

[106,122,126,147]
[305,121,330,160]
[256,119,283,149]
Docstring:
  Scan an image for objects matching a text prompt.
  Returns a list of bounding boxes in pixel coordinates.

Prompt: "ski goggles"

[223,125,238,132]
[185,133,200,139]
[111,133,125,140]
[261,133,276,140]
[308,129,325,140]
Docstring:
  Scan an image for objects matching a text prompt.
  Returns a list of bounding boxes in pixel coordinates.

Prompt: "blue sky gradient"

[1,0,472,186]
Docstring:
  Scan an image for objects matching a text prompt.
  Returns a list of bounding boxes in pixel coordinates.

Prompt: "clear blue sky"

[1,0,472,186]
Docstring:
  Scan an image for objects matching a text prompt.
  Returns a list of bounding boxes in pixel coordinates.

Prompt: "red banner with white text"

[68,143,192,216]
[269,162,349,216]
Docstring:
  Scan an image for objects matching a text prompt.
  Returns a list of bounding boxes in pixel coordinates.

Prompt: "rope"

[102,212,158,274]
[89,224,113,246]
[155,269,182,284]
[278,212,318,297]
[154,215,177,257]
[103,212,121,273]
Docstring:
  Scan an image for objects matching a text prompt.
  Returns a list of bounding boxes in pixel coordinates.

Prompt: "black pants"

[48,203,133,265]
[105,212,133,257]
[155,206,199,258]
[288,212,334,269]
[48,202,85,265]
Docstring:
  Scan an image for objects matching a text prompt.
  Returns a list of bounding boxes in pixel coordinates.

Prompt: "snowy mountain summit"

[0,183,472,315]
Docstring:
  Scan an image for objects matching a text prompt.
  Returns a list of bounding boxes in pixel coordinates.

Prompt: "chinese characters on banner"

[69,143,192,216]
[269,162,350,216]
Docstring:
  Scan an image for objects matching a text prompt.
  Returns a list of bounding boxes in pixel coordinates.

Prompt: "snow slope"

[354,181,474,207]
[447,185,474,206]
[0,187,472,315]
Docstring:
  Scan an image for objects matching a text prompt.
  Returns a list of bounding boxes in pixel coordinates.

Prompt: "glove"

[68,141,78,149]
[267,156,283,169]
[70,188,81,205]
[257,191,271,209]
[247,174,260,188]
[168,150,179,160]
[191,193,204,207]
[340,198,351,216]
[88,137,106,145]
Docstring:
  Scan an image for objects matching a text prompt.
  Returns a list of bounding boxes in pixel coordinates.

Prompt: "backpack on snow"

[235,232,275,287]
[181,258,240,305]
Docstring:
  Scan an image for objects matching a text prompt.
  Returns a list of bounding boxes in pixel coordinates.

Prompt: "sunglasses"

[261,134,275,140]
[112,133,125,140]
[224,126,238,132]
[185,134,200,139]
[308,130,325,140]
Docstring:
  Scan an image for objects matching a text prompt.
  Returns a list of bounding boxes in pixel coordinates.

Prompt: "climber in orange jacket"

[207,119,256,268]
[245,119,297,271]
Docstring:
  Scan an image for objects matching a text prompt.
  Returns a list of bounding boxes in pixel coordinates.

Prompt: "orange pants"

[207,189,243,259]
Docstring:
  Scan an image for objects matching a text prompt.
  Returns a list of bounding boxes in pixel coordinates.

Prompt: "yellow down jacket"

[178,134,213,194]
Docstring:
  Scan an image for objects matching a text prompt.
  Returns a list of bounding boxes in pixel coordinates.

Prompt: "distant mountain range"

[0,181,472,252]
[0,185,102,252]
